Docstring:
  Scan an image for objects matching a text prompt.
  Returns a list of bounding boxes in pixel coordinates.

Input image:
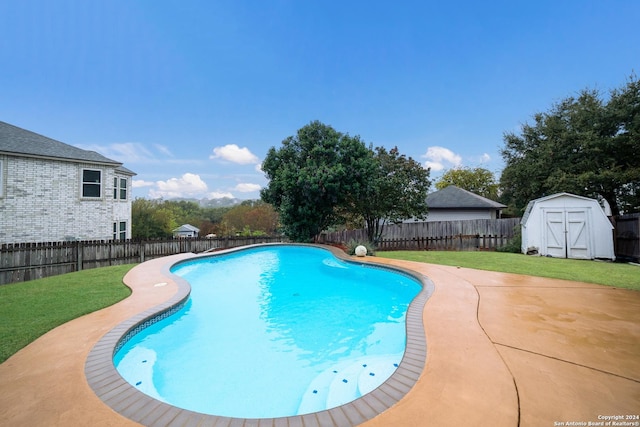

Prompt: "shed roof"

[173,224,200,233]
[427,185,506,209]
[521,192,611,226]
[0,121,134,174]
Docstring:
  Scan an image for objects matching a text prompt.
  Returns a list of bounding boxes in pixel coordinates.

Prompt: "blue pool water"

[114,245,421,418]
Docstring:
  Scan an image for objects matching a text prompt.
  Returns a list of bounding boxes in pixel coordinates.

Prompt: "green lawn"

[0,264,135,364]
[378,251,640,291]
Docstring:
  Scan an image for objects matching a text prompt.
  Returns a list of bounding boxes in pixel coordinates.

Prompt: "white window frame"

[113,176,128,201]
[113,221,127,240]
[120,221,127,240]
[119,177,127,200]
[81,168,102,199]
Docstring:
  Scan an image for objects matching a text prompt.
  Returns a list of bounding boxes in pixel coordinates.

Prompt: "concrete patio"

[1,252,638,426]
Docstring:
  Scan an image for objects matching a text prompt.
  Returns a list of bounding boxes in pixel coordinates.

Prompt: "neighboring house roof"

[427,185,506,209]
[0,121,134,175]
[173,224,200,233]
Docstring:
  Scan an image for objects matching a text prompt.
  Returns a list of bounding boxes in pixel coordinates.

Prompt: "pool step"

[116,346,164,402]
[297,353,402,415]
[297,366,341,415]
[325,359,364,408]
[357,357,400,395]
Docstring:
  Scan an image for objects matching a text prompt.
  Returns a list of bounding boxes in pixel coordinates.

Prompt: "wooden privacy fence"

[0,236,287,285]
[374,234,513,251]
[614,213,640,262]
[319,218,521,251]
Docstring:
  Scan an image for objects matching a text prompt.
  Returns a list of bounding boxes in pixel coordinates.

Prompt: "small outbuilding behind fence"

[521,193,615,260]
[172,224,200,238]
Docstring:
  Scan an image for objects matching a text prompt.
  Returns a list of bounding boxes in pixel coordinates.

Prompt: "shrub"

[496,226,522,253]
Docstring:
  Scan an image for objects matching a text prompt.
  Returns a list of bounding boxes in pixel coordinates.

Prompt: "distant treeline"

[132,198,279,239]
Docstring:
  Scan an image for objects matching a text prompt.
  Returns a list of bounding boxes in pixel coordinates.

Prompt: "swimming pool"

[86,244,432,426]
[116,245,418,417]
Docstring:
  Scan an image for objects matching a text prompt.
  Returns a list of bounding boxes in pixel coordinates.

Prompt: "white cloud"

[480,153,491,163]
[210,144,259,165]
[208,191,235,199]
[421,146,462,171]
[132,179,155,188]
[77,142,155,163]
[234,183,261,193]
[76,142,177,164]
[154,144,174,157]
[149,173,208,199]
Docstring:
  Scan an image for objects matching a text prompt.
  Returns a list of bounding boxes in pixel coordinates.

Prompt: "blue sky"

[1,1,638,200]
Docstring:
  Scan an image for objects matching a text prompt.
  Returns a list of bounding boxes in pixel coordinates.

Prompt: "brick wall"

[0,155,132,243]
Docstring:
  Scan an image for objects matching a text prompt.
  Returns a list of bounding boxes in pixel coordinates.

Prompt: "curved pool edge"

[85,243,434,427]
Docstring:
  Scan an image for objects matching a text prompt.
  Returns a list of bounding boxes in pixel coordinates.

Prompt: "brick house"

[0,121,136,243]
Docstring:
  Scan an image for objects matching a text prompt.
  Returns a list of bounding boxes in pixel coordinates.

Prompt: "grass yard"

[0,264,135,364]
[378,251,640,291]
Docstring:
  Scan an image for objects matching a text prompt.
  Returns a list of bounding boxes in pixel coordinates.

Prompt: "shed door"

[543,209,591,259]
[566,210,590,259]
[544,211,566,257]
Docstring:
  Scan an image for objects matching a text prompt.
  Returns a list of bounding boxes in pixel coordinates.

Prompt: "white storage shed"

[521,193,615,260]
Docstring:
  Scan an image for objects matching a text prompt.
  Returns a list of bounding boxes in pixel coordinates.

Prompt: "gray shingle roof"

[173,224,200,232]
[521,192,597,225]
[115,165,137,176]
[0,121,121,165]
[426,185,506,209]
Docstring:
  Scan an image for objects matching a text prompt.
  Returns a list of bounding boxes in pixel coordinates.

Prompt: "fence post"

[77,241,83,271]
[140,241,145,263]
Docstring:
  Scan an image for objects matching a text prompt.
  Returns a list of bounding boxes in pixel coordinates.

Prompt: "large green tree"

[221,200,279,236]
[500,76,640,216]
[261,121,374,242]
[132,198,179,238]
[435,167,498,200]
[607,76,640,213]
[347,146,431,242]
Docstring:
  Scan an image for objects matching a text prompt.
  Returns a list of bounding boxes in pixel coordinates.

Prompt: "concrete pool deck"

[1,251,639,426]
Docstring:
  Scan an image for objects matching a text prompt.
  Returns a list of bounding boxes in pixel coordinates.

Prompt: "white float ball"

[355,245,367,257]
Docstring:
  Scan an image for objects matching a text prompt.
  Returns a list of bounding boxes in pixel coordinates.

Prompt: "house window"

[82,169,102,198]
[120,178,127,200]
[113,221,127,240]
[113,177,127,200]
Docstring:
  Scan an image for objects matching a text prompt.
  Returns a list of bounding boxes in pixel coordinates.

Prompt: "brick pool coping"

[84,243,435,427]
